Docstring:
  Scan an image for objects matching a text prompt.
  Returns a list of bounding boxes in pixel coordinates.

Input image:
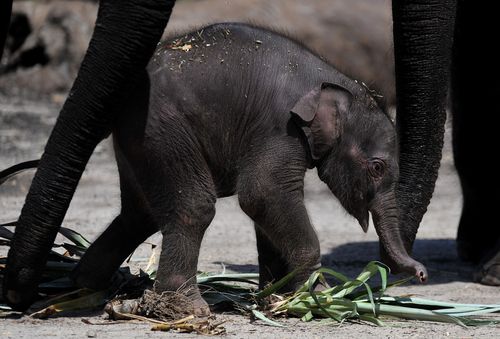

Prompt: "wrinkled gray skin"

[71,23,426,315]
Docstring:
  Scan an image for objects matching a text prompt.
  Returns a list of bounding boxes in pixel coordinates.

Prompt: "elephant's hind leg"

[72,148,158,290]
[72,213,157,290]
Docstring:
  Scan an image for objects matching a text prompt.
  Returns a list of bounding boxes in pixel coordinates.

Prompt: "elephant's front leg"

[240,185,321,292]
[254,223,289,289]
[450,1,499,286]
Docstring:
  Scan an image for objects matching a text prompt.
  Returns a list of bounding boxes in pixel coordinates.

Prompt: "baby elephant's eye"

[368,159,386,178]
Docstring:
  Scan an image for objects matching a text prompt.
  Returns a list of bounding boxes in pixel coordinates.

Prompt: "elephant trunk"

[371,189,427,282]
[3,0,176,311]
[0,0,13,61]
[391,0,457,252]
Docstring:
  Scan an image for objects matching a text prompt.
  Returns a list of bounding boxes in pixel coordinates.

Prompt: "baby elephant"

[73,23,426,315]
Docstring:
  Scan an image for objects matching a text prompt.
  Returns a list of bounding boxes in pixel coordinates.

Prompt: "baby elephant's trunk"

[370,189,428,282]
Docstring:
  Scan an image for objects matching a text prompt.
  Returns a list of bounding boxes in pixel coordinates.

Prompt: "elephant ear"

[291,82,352,160]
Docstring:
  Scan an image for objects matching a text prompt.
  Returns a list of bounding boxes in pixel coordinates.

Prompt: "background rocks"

[0,1,97,99]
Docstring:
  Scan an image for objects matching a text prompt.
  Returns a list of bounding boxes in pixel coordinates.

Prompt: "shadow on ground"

[220,239,475,286]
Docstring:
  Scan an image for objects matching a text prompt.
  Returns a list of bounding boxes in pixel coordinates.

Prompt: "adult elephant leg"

[452,2,499,284]
[3,0,176,310]
[383,1,456,268]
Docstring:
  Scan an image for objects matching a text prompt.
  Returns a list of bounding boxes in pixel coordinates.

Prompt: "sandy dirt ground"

[1,97,499,337]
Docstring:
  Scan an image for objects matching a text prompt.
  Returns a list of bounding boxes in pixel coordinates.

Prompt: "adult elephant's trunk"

[390,1,456,253]
[371,189,427,282]
[0,0,13,61]
[3,0,176,311]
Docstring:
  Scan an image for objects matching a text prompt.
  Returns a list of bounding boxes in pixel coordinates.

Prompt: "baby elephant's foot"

[163,286,210,317]
[105,287,210,320]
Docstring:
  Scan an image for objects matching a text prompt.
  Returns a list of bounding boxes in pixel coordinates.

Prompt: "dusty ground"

[1,94,499,338]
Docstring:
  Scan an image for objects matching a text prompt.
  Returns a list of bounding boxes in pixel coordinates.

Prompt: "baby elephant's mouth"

[356,210,369,233]
[350,201,370,233]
